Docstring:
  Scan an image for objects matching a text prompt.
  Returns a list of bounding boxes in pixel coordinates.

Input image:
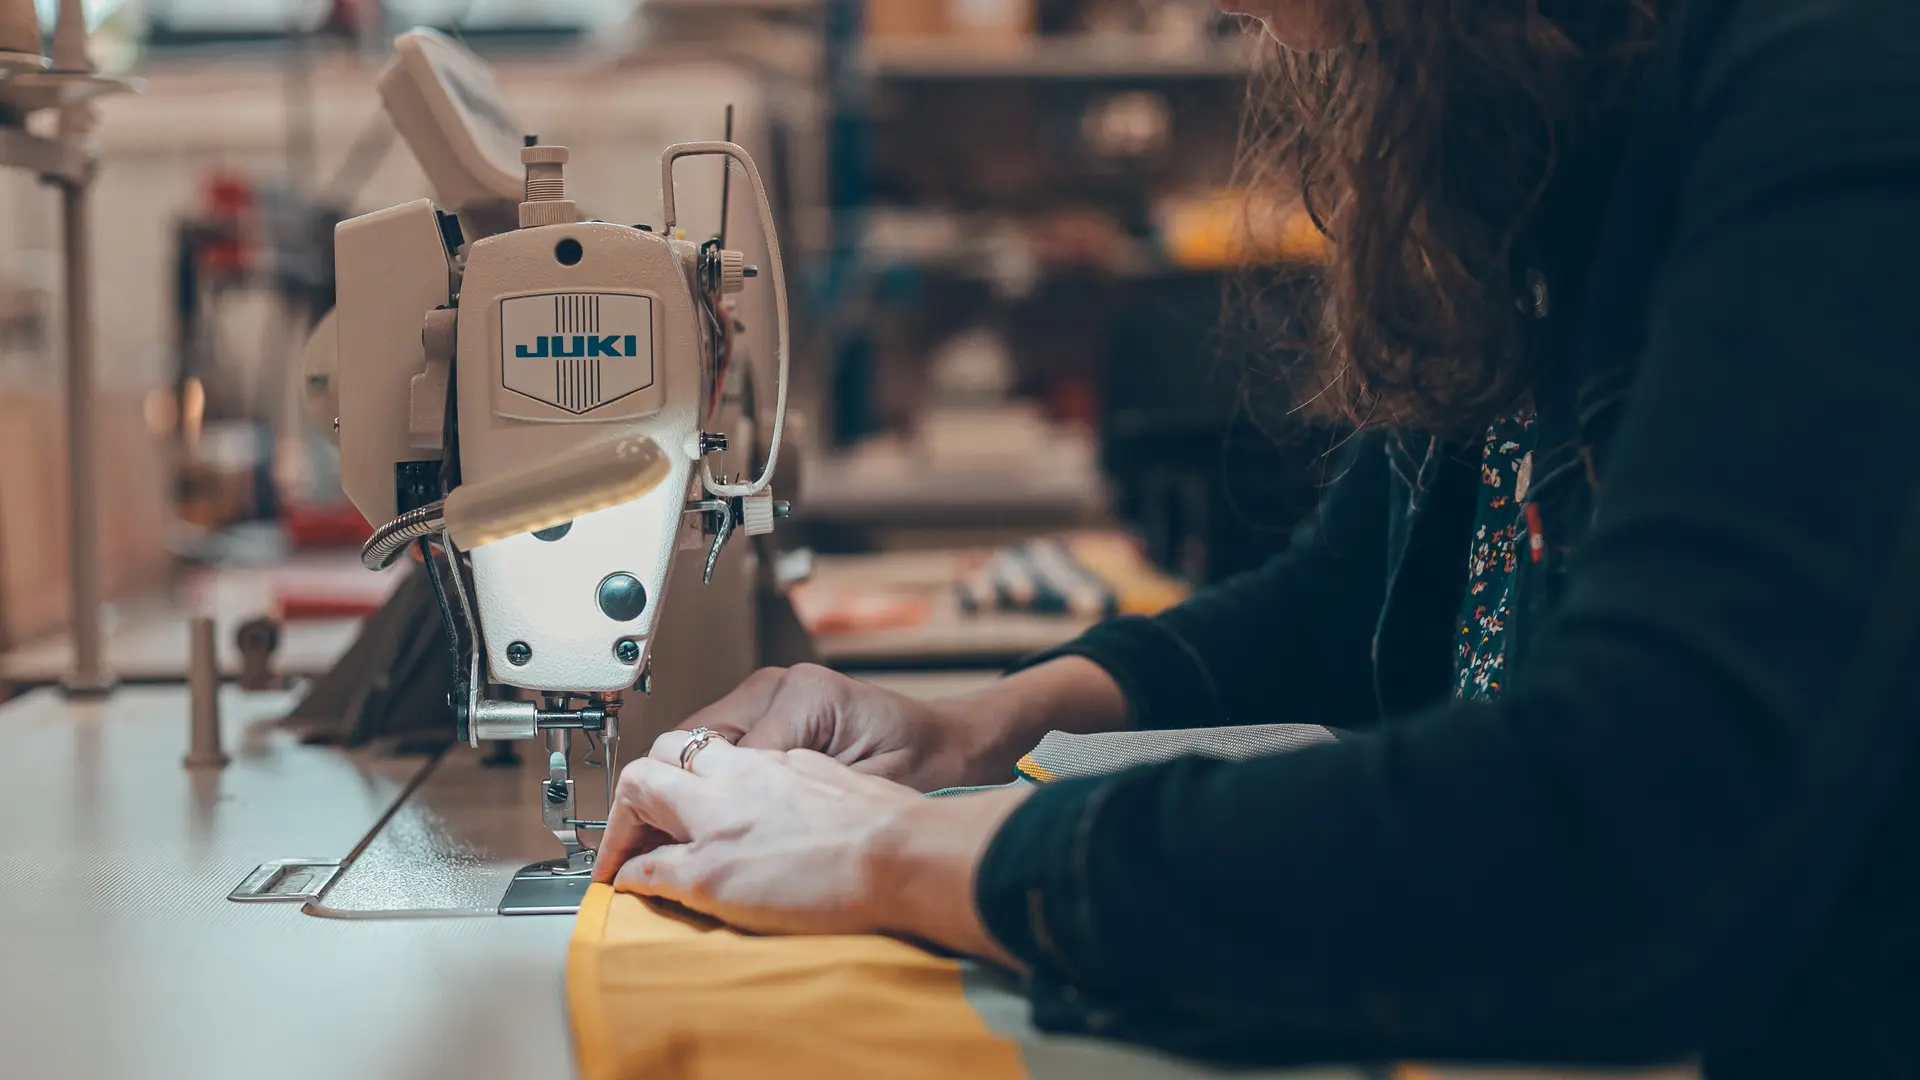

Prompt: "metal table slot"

[229,859,343,902]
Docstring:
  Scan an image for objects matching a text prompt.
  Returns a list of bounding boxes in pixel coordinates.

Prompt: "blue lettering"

[516,334,639,360]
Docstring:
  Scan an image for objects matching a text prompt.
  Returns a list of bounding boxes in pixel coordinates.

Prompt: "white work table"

[0,681,1693,1080]
[0,677,1006,1080]
[0,684,573,1080]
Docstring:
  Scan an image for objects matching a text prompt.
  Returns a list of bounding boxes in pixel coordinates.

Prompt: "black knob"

[615,639,641,664]
[597,573,648,621]
[506,641,532,666]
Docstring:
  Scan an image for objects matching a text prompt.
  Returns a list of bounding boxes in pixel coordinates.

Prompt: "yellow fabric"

[1013,755,1057,784]
[569,883,1030,1080]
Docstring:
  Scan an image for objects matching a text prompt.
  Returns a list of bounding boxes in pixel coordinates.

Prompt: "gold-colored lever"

[443,435,670,551]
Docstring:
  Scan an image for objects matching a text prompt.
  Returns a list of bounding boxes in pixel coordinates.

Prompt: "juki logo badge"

[500,292,655,414]
[515,334,642,359]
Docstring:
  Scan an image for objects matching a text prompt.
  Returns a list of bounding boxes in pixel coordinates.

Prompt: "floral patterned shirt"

[1455,412,1537,701]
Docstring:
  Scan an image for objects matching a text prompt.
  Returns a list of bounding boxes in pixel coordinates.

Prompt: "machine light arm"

[361,434,671,570]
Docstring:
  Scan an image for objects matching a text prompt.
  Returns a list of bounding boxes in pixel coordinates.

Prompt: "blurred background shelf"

[0,554,398,688]
[860,35,1254,79]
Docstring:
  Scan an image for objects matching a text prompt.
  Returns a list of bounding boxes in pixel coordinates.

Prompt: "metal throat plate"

[499,859,595,916]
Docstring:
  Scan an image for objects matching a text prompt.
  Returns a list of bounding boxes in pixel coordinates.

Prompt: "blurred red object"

[322,0,377,35]
[197,169,257,279]
[283,502,373,550]
[788,583,932,637]
[1046,378,1098,426]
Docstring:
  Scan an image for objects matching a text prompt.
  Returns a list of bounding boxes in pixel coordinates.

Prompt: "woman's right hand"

[673,658,1132,793]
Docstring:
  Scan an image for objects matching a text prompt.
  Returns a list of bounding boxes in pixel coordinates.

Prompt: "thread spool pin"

[185,615,229,769]
[519,144,578,229]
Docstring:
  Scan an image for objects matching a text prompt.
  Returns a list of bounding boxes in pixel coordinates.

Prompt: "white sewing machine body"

[309,28,789,911]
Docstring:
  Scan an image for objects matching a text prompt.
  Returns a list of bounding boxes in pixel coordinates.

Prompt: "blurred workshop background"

[0,0,1334,702]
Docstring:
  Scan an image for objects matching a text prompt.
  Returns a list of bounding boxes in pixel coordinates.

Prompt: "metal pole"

[60,154,111,695]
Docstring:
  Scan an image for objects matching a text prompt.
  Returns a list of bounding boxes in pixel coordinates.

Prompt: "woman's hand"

[592,728,1030,965]
[669,664,986,792]
[673,658,1133,793]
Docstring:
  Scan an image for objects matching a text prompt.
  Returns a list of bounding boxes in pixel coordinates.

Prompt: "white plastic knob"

[741,490,775,536]
[720,249,747,294]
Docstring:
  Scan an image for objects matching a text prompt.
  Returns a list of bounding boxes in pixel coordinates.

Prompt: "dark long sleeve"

[1022,433,1390,731]
[979,0,1920,1065]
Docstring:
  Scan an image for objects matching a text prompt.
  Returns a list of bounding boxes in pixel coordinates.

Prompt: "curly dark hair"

[1240,1,1661,437]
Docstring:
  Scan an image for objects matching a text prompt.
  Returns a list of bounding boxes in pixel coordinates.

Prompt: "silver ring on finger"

[679,727,722,771]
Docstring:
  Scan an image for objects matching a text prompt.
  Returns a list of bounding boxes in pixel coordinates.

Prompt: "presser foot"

[498,853,596,916]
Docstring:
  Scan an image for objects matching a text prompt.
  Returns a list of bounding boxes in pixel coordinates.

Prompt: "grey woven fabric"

[1019,724,1339,782]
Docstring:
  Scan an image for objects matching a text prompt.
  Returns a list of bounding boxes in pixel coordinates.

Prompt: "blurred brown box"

[866,0,1035,40]
[866,0,948,39]
[0,388,171,649]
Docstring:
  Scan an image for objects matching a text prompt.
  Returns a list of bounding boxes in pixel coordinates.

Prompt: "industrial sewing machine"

[301,29,792,914]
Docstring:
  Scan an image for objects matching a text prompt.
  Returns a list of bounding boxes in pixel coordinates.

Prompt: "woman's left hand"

[592,728,1028,964]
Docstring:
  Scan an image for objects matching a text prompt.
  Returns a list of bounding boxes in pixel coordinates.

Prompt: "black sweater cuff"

[1012,615,1226,730]
[975,773,1122,991]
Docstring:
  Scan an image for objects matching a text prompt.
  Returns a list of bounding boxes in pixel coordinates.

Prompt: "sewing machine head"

[305,29,789,908]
